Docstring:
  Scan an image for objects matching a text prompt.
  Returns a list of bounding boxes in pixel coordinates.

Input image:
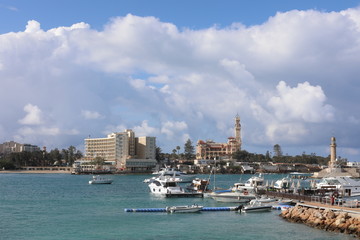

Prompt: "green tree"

[184,139,195,160]
[232,150,250,162]
[273,144,283,157]
[155,147,165,163]
[92,156,105,168]
[49,148,62,165]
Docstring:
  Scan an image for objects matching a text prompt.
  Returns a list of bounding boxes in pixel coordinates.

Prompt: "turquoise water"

[0,173,354,240]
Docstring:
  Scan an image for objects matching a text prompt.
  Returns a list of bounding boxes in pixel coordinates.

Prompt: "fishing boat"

[165,204,203,213]
[88,175,113,184]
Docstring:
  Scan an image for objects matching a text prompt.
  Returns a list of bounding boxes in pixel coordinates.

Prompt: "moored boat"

[240,199,273,213]
[148,176,203,198]
[88,175,113,184]
[166,204,203,213]
[209,188,256,203]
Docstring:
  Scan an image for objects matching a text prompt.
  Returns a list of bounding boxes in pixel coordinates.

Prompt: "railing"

[266,191,360,208]
[265,191,312,202]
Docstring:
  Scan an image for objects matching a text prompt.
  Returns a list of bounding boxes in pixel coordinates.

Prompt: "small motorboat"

[89,175,113,184]
[166,204,203,213]
[240,199,272,213]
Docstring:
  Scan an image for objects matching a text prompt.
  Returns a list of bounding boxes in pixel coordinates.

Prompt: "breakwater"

[281,204,360,237]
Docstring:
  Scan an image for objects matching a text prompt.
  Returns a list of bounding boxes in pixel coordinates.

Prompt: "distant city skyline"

[1,1,360,161]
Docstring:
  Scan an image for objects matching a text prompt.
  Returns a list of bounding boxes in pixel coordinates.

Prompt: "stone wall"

[281,205,360,237]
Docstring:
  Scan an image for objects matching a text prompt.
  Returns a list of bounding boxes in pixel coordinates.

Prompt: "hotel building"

[0,141,40,154]
[83,129,157,172]
[196,115,242,160]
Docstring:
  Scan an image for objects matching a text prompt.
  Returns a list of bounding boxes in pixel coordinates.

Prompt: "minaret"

[329,136,337,168]
[234,114,242,149]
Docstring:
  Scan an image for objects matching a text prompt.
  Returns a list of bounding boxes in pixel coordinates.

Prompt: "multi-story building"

[83,130,157,172]
[196,115,242,160]
[0,141,40,154]
[84,132,129,169]
[136,136,156,159]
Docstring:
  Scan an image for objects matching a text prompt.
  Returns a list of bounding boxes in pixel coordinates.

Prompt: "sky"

[1,0,360,161]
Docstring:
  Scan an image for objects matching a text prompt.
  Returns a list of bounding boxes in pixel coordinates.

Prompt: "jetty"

[281,201,360,237]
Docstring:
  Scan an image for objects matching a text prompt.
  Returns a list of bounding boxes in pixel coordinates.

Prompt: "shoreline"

[281,202,360,237]
[0,170,72,174]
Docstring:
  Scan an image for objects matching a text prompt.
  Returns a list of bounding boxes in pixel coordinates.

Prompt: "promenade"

[0,166,72,174]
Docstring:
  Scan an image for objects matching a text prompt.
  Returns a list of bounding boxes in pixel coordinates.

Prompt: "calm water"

[0,173,354,240]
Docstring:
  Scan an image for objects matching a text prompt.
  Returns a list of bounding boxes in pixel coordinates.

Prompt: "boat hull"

[166,205,203,213]
[89,180,113,184]
[210,190,256,203]
[241,205,272,213]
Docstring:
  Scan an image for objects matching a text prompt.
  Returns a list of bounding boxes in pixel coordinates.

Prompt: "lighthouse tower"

[329,136,337,169]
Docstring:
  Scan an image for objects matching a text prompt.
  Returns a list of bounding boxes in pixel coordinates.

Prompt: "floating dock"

[124,206,239,212]
[165,192,204,198]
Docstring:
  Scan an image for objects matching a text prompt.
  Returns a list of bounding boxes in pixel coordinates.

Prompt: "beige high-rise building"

[136,136,156,159]
[84,130,156,171]
[84,132,129,169]
[196,115,242,160]
[126,129,136,157]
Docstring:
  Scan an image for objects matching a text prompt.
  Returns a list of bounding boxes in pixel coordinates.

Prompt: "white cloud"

[265,122,309,142]
[268,81,335,123]
[1,8,360,160]
[25,20,42,33]
[161,121,188,139]
[18,104,44,125]
[17,126,60,136]
[81,110,104,120]
[133,120,158,136]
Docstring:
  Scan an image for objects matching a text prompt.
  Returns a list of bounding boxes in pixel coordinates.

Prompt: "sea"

[0,173,356,240]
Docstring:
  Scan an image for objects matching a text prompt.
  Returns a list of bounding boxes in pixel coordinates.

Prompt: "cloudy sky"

[1,0,360,161]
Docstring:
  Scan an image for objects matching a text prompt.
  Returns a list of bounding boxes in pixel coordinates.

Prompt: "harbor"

[1,172,357,240]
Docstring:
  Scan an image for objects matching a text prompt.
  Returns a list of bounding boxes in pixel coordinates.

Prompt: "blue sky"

[1,0,360,161]
[2,0,360,32]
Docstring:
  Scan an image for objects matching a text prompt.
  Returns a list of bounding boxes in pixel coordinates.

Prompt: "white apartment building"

[0,141,40,154]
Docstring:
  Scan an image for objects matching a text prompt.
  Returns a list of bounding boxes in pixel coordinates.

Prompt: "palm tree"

[176,146,180,155]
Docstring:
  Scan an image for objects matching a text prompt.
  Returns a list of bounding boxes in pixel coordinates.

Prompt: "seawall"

[281,204,360,237]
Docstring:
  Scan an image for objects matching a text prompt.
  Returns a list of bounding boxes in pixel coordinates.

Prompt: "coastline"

[281,202,360,237]
[0,170,72,174]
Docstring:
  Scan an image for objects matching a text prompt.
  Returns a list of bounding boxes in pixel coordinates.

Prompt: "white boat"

[316,176,360,197]
[231,174,266,193]
[210,175,264,203]
[187,178,211,193]
[89,175,113,184]
[209,188,256,203]
[148,177,203,198]
[241,199,273,213]
[274,177,292,190]
[166,204,203,213]
[144,173,183,183]
[152,167,195,183]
